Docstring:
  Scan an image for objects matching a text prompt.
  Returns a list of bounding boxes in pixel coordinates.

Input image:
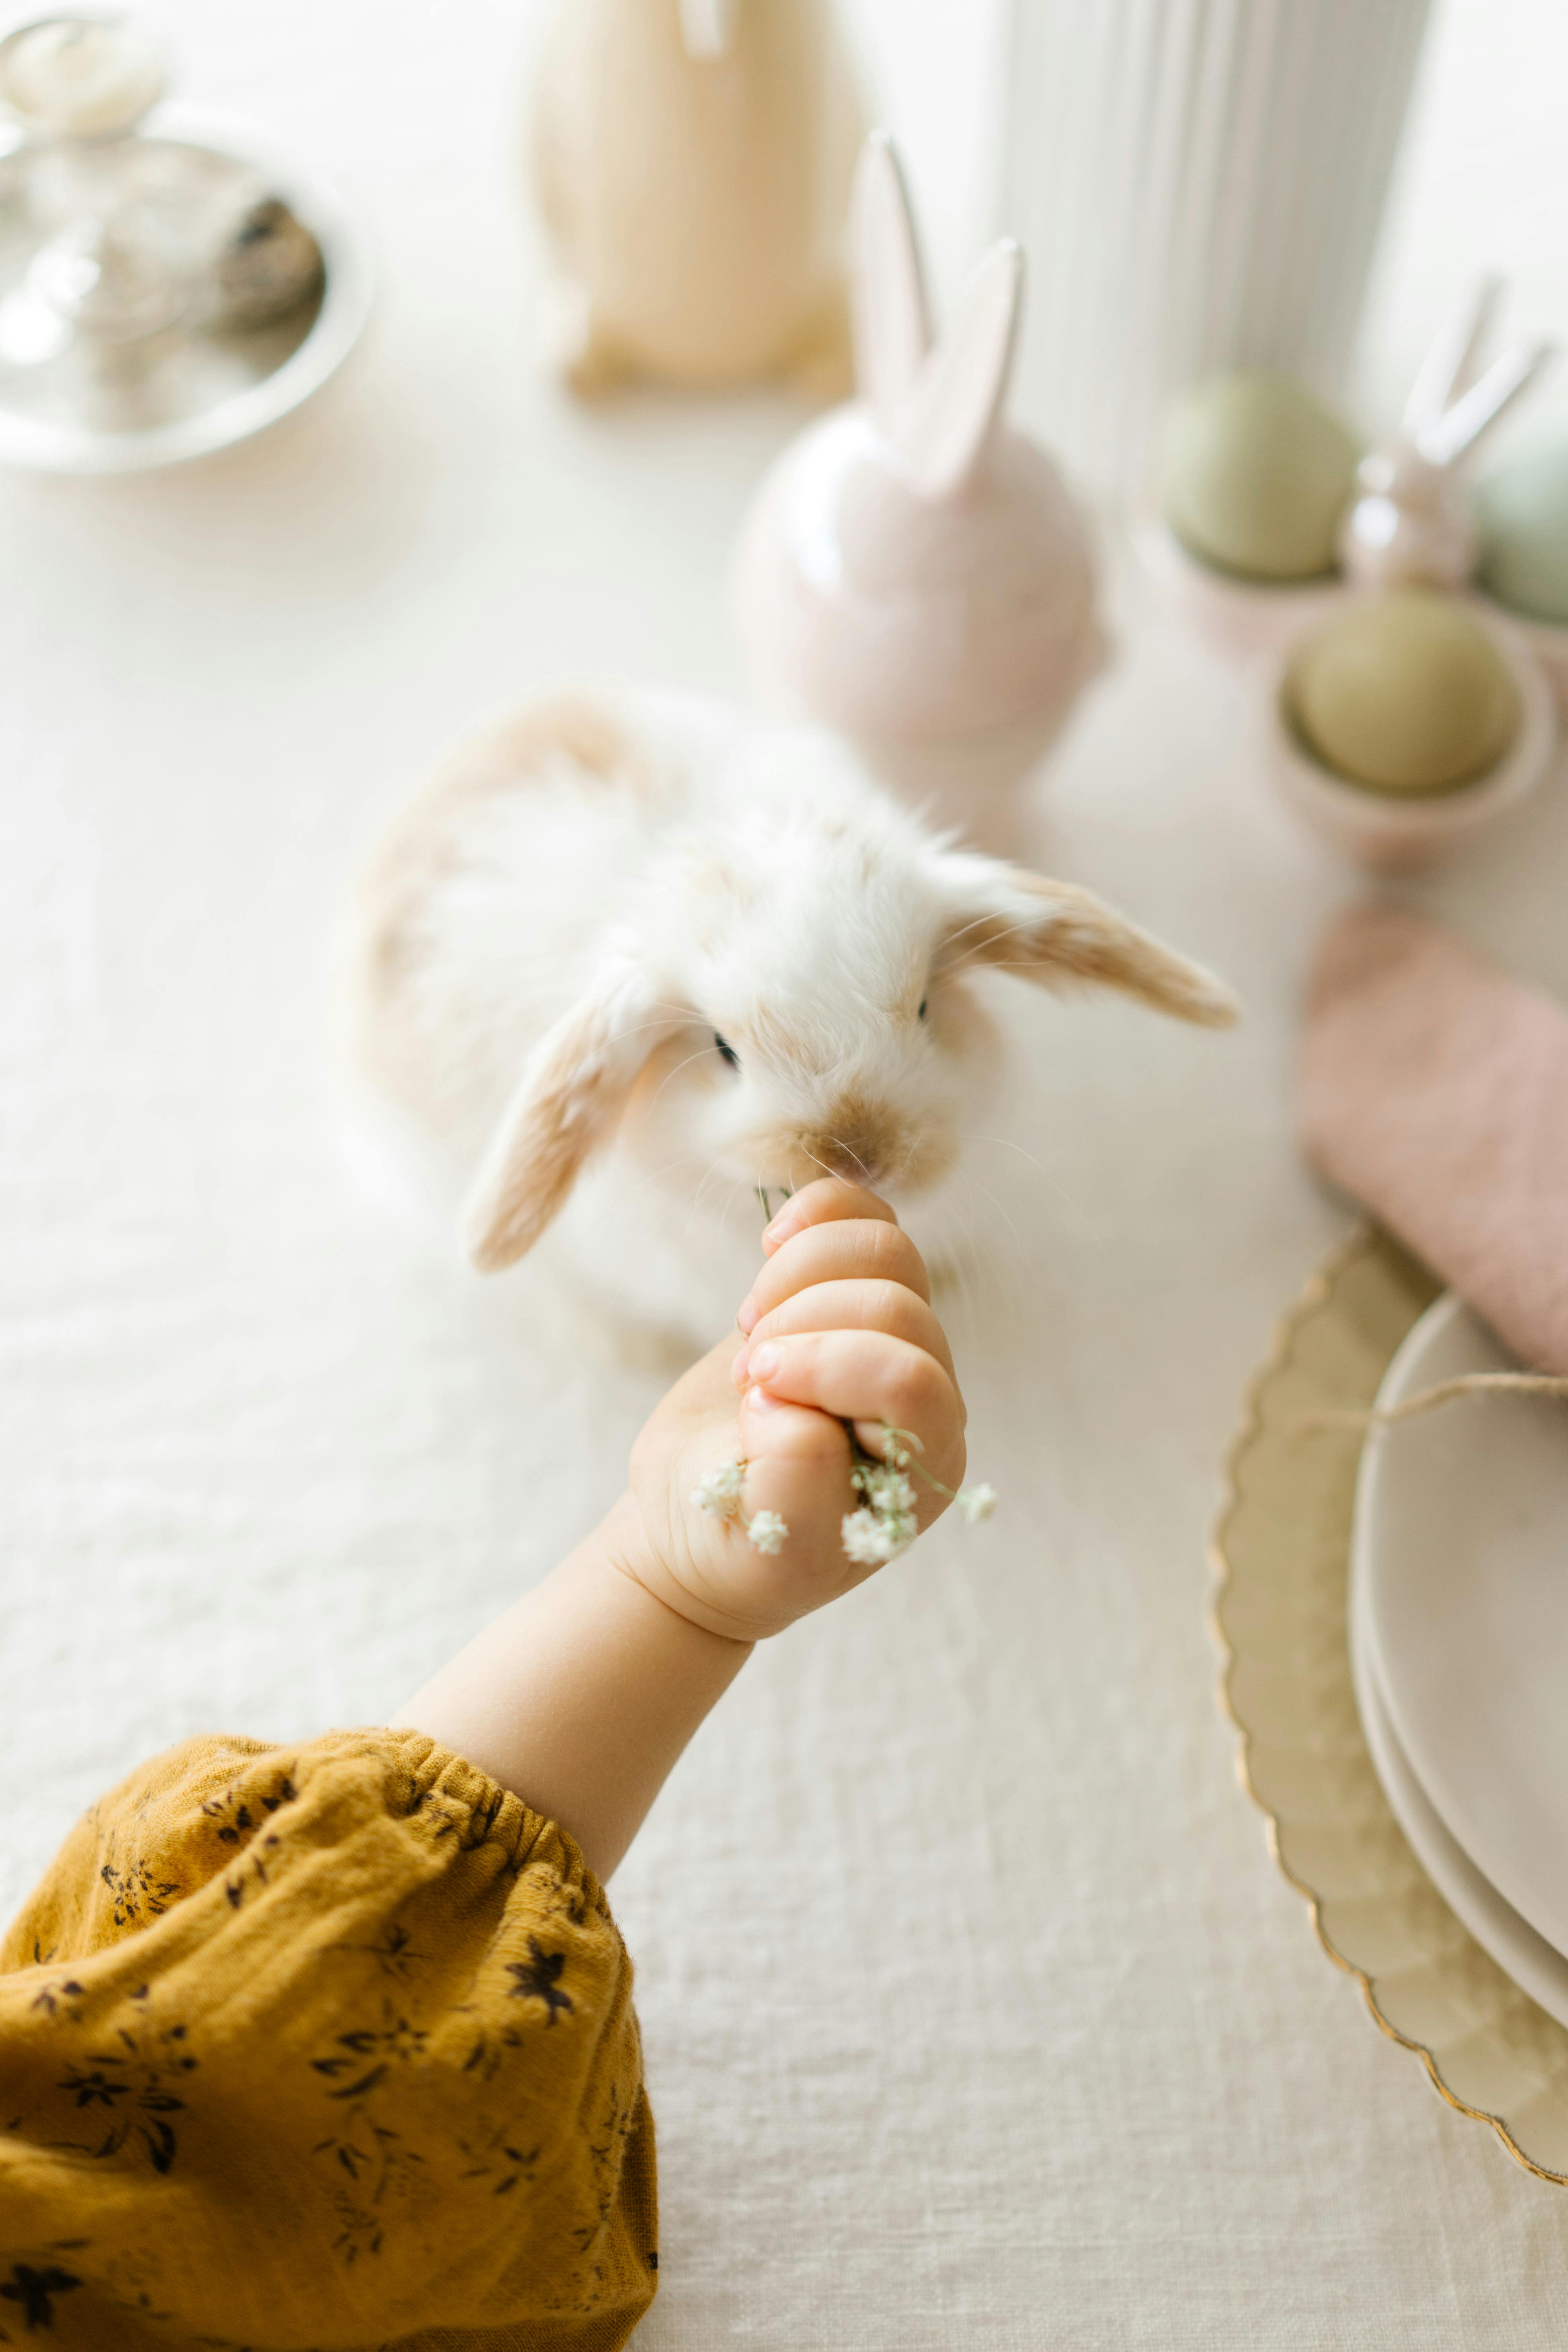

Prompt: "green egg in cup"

[1475,434,1568,717]
[1285,591,1519,794]
[1162,371,1361,583]
[1269,590,1555,871]
[1135,371,1360,664]
[1477,436,1568,624]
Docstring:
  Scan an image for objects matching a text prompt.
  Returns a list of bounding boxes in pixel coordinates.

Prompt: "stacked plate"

[1350,1292,1568,2029]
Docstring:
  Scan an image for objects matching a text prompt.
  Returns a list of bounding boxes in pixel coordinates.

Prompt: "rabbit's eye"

[917,997,929,1022]
[714,1032,740,1071]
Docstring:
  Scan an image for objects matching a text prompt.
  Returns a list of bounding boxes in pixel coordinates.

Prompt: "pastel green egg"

[1476,436,1568,626]
[1284,590,1521,796]
[1162,371,1360,582]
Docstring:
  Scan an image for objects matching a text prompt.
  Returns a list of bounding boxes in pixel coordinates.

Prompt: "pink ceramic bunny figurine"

[1340,278,1551,592]
[734,132,1107,851]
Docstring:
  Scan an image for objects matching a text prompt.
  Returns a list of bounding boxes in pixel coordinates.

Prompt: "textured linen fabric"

[0,1730,656,2351]
[3,3,1568,2347]
[1301,903,1568,1376]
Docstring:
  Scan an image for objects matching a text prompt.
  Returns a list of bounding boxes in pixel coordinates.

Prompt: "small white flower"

[879,1431,912,1469]
[746,1509,789,1555]
[693,1459,746,1519]
[841,1508,909,1566]
[956,1482,998,1523]
[859,1466,916,1518]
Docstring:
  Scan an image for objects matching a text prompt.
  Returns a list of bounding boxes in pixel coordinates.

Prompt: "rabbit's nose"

[826,1143,885,1184]
[788,1101,958,1199]
[794,1104,903,1190]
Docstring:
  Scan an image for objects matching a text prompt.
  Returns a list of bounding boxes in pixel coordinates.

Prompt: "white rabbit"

[528,0,861,396]
[1340,277,1552,592]
[342,688,1236,1351]
[735,132,1108,853]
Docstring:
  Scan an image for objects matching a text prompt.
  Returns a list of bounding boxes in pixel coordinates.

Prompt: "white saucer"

[1353,1290,1568,1961]
[1349,1567,1568,2029]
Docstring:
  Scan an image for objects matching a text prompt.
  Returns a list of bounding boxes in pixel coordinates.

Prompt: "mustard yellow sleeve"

[0,1729,657,2352]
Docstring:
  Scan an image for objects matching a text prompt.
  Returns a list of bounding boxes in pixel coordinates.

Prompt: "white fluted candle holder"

[1001,0,1435,504]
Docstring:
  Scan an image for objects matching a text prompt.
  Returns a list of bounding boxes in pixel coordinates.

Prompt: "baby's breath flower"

[692,1459,790,1553]
[841,1508,906,1566]
[693,1459,746,1520]
[840,1424,998,1566]
[855,1466,916,1518]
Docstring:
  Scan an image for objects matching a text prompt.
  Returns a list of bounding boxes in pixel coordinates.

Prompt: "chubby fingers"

[738,1328,964,1483]
[761,1178,898,1257]
[734,1277,956,1390]
[739,1214,931,1334]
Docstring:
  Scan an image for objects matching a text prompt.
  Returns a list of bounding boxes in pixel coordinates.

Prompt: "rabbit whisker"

[940,910,1046,958]
[684,1162,726,1245]
[988,1135,1095,1242]
[893,1123,928,1185]
[824,1135,872,1184]
[643,1044,719,1115]
[964,1170,1033,1275]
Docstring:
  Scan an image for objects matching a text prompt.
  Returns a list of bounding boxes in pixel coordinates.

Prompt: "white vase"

[1000,0,1436,504]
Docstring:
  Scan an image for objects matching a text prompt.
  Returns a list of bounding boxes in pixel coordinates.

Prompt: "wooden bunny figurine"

[734,132,1107,851]
[1340,278,1552,592]
[529,0,860,396]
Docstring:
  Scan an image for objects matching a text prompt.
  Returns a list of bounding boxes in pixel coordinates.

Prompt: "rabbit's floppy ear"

[895,239,1023,500]
[679,0,739,60]
[852,130,931,434]
[462,956,676,1272]
[937,863,1237,1028]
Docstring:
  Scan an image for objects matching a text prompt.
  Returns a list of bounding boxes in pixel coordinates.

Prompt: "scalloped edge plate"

[1210,1225,1568,2185]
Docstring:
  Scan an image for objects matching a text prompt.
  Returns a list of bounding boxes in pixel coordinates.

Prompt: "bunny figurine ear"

[1400,273,1554,469]
[1421,337,1553,469]
[850,129,1024,499]
[679,0,739,60]
[851,130,931,434]
[1402,275,1500,444]
[894,239,1024,499]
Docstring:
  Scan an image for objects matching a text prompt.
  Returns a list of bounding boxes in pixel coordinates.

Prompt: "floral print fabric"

[0,1729,657,2350]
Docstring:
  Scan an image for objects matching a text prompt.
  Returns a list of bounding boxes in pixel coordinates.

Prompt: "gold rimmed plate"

[1211,1226,1568,2185]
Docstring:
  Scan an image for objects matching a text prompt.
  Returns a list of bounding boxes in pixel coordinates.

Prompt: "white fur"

[341,688,1235,1348]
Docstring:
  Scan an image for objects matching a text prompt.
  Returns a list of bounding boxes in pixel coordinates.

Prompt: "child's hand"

[613,1180,967,1643]
[399,1182,972,1873]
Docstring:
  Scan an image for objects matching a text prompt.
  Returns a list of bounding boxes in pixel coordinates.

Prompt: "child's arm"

[390,1179,966,1877]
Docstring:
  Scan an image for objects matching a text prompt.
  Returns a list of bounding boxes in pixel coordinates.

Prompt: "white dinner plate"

[1349,1567,1568,2029]
[1353,1290,1568,1963]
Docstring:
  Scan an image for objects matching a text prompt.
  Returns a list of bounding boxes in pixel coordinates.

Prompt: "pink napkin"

[1301,903,1568,1377]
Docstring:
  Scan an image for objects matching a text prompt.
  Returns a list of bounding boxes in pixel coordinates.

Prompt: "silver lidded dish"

[0,12,372,472]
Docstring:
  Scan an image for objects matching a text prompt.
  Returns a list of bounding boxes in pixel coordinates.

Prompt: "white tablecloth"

[5,4,1568,2344]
